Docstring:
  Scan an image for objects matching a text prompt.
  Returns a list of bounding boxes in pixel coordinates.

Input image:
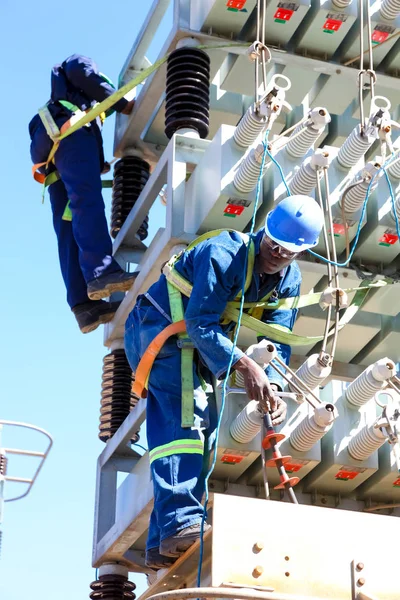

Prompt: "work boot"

[159,522,211,558]
[145,547,177,570]
[87,271,138,301]
[72,300,121,334]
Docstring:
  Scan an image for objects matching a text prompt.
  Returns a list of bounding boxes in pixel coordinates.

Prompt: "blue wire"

[383,167,400,241]
[196,131,270,587]
[266,147,291,197]
[133,443,148,453]
[268,141,400,268]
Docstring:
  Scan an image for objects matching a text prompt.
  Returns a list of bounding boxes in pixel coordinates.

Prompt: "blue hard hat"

[264,195,324,253]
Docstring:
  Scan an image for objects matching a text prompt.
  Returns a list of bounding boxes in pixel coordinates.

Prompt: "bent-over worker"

[29,54,137,333]
[124,195,324,569]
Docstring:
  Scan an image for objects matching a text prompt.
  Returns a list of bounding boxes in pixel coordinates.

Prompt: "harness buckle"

[176,338,195,349]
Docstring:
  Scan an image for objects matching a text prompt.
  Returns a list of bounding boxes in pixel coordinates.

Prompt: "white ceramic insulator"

[234,104,268,149]
[391,192,400,223]
[332,0,352,7]
[380,0,400,20]
[289,354,332,394]
[346,358,396,407]
[286,108,330,159]
[348,424,387,460]
[289,158,317,196]
[234,145,270,194]
[230,400,263,443]
[234,371,246,387]
[340,162,381,215]
[387,157,400,180]
[337,125,375,169]
[290,404,336,452]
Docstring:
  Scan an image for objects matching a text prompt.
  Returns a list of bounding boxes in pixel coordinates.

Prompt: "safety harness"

[34,100,110,219]
[132,229,383,428]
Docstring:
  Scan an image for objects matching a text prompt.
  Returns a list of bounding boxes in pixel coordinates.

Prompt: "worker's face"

[257,235,298,275]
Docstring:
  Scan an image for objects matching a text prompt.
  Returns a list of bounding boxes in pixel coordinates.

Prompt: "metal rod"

[323,167,341,359]
[5,477,33,484]
[3,448,45,458]
[268,358,321,410]
[343,31,400,66]
[315,169,333,355]
[270,118,308,147]
[145,588,330,600]
[261,423,270,500]
[358,0,365,130]
[387,379,400,395]
[366,0,375,99]
[0,420,53,503]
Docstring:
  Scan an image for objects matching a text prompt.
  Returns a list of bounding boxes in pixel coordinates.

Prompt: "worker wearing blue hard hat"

[29,54,137,333]
[124,194,324,570]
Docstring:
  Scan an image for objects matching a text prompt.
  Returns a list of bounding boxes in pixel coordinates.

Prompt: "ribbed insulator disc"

[0,453,7,476]
[165,48,210,139]
[111,157,150,241]
[99,349,139,443]
[89,574,136,600]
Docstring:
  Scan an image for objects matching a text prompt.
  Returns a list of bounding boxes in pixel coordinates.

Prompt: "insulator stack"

[290,158,317,196]
[165,47,210,139]
[337,125,375,169]
[345,358,396,407]
[89,574,136,600]
[230,400,263,443]
[234,104,268,149]
[348,423,387,461]
[388,157,400,180]
[391,193,400,223]
[286,108,330,159]
[111,157,150,241]
[290,403,337,452]
[99,349,139,443]
[340,162,381,216]
[380,0,400,20]
[234,144,271,193]
[289,354,332,394]
[332,0,351,7]
[0,452,7,476]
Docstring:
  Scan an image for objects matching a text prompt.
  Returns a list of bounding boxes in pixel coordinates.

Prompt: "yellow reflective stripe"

[149,439,204,464]
[38,105,61,141]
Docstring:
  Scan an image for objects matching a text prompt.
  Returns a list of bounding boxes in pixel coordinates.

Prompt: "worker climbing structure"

[90,1,400,599]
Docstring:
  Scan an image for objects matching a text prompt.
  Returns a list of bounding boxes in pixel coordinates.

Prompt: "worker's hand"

[121,99,135,115]
[269,383,287,426]
[101,162,111,175]
[235,356,276,407]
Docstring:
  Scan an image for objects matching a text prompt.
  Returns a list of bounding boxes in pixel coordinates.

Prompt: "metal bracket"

[351,560,379,600]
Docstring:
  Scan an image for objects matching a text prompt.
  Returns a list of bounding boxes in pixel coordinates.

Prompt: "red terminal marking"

[372,30,390,43]
[323,18,342,31]
[226,0,247,8]
[221,454,244,464]
[335,470,359,480]
[392,477,400,487]
[273,8,294,21]
[224,204,245,216]
[379,232,398,246]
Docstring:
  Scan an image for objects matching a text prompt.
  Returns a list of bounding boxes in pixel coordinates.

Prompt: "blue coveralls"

[29,54,129,308]
[124,230,301,551]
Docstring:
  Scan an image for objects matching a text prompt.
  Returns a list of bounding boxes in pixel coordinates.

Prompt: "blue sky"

[0,2,172,598]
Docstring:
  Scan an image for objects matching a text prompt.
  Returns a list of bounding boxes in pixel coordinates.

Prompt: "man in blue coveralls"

[124,195,324,570]
[29,54,137,333]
